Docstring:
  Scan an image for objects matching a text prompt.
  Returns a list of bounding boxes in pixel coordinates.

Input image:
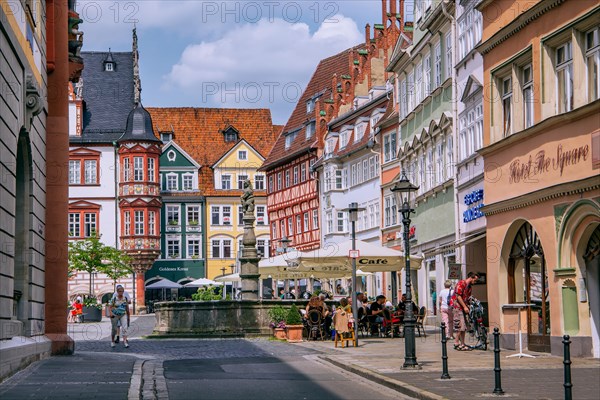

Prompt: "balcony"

[166,221,180,232]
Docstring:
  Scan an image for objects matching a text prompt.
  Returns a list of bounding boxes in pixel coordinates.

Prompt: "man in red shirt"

[452,272,479,350]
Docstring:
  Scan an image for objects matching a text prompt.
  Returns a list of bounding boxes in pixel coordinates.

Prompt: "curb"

[128,359,144,400]
[320,356,448,400]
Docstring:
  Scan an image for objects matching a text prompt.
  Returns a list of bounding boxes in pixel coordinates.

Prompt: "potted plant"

[268,305,288,340]
[82,296,103,322]
[285,304,304,343]
[188,220,199,226]
[168,220,179,226]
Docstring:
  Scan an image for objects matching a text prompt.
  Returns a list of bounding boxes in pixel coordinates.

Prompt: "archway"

[508,222,550,353]
[14,131,32,335]
[584,226,600,357]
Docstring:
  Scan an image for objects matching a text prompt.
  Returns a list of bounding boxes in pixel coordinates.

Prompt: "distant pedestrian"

[69,296,83,323]
[439,280,454,339]
[108,285,130,348]
[451,272,479,350]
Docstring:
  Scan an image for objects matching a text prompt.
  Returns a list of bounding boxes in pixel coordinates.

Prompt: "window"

[427,148,435,189]
[337,212,345,233]
[256,206,266,225]
[257,239,269,258]
[123,158,130,182]
[183,174,193,191]
[288,217,293,236]
[105,62,114,72]
[167,174,178,191]
[268,176,274,192]
[362,160,368,183]
[277,172,282,190]
[68,213,80,237]
[415,60,423,104]
[272,222,278,239]
[134,157,143,181]
[285,170,290,187]
[354,124,366,142]
[300,163,306,181]
[502,76,513,136]
[383,131,397,162]
[224,129,238,142]
[556,41,573,113]
[285,131,297,149]
[351,164,356,186]
[238,206,244,225]
[445,32,453,80]
[238,150,247,160]
[222,206,232,225]
[312,210,318,230]
[384,197,397,227]
[303,212,309,232]
[211,239,232,258]
[69,160,80,184]
[407,71,415,111]
[399,79,407,119]
[187,238,201,258]
[167,205,180,225]
[221,175,231,190]
[238,174,248,190]
[124,211,131,236]
[436,141,445,184]
[335,169,343,189]
[167,238,180,258]
[522,64,534,129]
[160,132,172,143]
[420,155,427,193]
[326,211,333,234]
[134,211,144,235]
[306,98,315,113]
[434,43,442,88]
[84,160,97,184]
[254,175,265,190]
[280,220,286,237]
[148,211,156,235]
[187,206,200,226]
[305,121,315,139]
[339,130,349,149]
[587,27,600,101]
[458,7,482,60]
[423,53,431,97]
[369,156,375,179]
[447,135,454,179]
[293,166,299,185]
[296,215,302,234]
[147,158,155,182]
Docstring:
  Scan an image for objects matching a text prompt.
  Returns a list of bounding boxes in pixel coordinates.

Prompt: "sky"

[78,1,410,124]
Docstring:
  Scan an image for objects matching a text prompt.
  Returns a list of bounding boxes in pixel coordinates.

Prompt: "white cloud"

[163,14,362,119]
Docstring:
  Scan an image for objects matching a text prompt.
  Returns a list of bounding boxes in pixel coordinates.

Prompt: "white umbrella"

[214,273,241,283]
[184,278,223,288]
[146,278,183,289]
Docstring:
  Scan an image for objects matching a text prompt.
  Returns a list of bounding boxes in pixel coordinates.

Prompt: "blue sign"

[463,189,484,223]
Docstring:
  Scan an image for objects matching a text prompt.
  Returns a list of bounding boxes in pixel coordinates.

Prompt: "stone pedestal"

[239,212,260,300]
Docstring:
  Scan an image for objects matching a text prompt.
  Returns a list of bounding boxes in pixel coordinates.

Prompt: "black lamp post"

[390,170,420,369]
[278,236,292,296]
[343,202,365,347]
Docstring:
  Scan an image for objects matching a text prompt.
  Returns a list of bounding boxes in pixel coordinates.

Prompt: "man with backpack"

[451,272,479,350]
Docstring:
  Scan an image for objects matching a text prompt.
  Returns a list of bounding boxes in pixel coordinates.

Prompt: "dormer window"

[222,126,239,142]
[305,121,315,139]
[285,131,298,149]
[306,98,315,113]
[160,132,173,143]
[105,62,114,72]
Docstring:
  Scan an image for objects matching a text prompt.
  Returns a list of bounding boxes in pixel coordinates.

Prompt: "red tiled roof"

[146,107,278,197]
[261,45,364,170]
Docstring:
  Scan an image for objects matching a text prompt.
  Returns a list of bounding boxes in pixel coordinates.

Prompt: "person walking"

[439,280,454,339]
[451,272,479,350]
[108,285,130,348]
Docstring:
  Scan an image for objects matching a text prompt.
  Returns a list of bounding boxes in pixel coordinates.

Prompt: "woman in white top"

[438,280,454,339]
[108,285,130,348]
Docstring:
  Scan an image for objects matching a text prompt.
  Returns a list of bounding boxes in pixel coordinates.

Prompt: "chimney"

[381,0,387,25]
[365,23,371,44]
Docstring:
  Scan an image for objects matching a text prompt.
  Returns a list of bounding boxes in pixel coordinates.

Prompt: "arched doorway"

[508,222,550,353]
[584,226,600,357]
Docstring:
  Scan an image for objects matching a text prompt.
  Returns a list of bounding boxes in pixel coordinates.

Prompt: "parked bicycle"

[467,296,488,350]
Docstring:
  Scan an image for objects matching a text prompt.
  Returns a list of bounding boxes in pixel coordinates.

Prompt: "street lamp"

[278,236,292,296]
[342,202,365,347]
[390,170,420,369]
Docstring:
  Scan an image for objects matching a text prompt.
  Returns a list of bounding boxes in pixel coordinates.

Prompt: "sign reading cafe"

[509,144,589,184]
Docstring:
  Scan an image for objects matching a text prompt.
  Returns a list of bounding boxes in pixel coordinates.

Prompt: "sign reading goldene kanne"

[508,144,589,184]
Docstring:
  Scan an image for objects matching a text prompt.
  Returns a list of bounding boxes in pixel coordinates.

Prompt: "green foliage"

[99,247,133,282]
[285,304,303,325]
[82,296,102,310]
[268,305,288,324]
[191,285,223,301]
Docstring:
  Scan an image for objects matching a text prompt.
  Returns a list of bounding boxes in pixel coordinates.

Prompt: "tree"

[68,234,131,297]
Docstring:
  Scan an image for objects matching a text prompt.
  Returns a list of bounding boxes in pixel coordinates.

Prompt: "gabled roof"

[261,45,363,170]
[387,31,413,72]
[161,141,201,169]
[211,139,265,168]
[460,75,483,102]
[71,51,135,144]
[146,107,278,197]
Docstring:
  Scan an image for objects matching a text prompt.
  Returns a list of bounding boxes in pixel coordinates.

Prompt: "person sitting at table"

[305,295,324,316]
[339,297,352,313]
[368,295,386,335]
[396,294,419,320]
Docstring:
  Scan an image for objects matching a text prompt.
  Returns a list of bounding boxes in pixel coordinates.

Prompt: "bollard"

[493,328,504,395]
[440,322,451,379]
[563,335,572,400]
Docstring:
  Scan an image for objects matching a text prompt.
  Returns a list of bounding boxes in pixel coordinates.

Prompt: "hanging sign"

[349,250,360,259]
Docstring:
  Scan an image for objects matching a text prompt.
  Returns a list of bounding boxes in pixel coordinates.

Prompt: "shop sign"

[463,189,484,223]
[159,266,189,272]
[509,144,589,184]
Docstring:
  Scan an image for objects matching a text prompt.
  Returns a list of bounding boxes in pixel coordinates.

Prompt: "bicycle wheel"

[479,326,488,350]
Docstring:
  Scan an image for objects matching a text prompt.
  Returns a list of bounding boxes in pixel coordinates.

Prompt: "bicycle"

[467,296,488,350]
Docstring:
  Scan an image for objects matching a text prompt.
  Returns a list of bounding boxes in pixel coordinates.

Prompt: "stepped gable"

[146,107,278,197]
[260,45,364,170]
[73,51,135,143]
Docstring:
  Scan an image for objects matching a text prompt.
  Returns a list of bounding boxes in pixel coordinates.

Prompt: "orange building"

[477,0,599,357]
